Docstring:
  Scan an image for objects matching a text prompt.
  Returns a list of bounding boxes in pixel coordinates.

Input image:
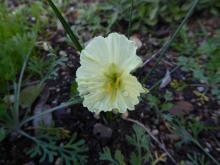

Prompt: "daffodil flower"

[76,33,145,113]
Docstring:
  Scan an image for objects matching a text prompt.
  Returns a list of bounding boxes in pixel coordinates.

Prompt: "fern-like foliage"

[99,147,125,165]
[26,133,88,165]
[100,124,152,165]
[126,124,152,165]
[0,3,39,94]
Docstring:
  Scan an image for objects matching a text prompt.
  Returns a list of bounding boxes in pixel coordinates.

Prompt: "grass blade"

[47,0,83,52]
[142,0,200,83]
[127,0,134,37]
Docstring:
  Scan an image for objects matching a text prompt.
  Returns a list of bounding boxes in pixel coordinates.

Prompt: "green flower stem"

[19,98,82,127]
[47,0,83,52]
[142,0,200,83]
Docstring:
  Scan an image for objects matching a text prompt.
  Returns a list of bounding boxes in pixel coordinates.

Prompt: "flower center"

[104,63,123,100]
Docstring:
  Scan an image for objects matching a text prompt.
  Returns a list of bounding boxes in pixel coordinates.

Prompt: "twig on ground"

[141,45,166,68]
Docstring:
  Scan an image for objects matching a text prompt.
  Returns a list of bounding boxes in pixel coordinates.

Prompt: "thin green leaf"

[47,0,83,52]
[127,0,134,37]
[142,0,200,82]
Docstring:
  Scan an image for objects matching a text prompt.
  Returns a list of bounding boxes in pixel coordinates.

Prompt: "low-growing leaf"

[160,69,172,88]
[114,150,125,165]
[161,102,173,111]
[20,83,44,108]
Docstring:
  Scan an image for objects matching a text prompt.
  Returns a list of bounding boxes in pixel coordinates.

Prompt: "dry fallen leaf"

[160,69,171,89]
[170,101,194,116]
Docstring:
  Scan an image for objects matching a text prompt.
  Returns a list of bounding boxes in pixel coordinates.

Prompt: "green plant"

[187,153,211,165]
[99,147,125,165]
[0,2,86,164]
[187,120,206,139]
[23,132,88,165]
[198,31,220,99]
[126,124,152,164]
[177,28,220,100]
[28,53,67,81]
[0,2,47,94]
[146,91,173,112]
[0,50,85,163]
[171,26,196,54]
[168,118,220,165]
[74,0,220,35]
[100,124,152,165]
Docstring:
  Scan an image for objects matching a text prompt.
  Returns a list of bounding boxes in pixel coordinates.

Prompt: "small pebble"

[43,42,50,51]
[94,113,100,119]
[52,100,58,105]
[59,50,67,57]
[206,142,212,149]
[152,129,159,136]
[197,86,205,92]
[93,123,112,139]
[61,71,66,76]
[122,111,128,119]
[55,158,62,165]
[49,87,56,91]
[66,108,71,114]
[204,148,210,153]
[191,99,196,103]
[140,112,144,118]
[30,17,36,22]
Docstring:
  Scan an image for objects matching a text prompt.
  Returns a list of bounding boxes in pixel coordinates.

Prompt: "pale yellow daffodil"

[76,33,145,113]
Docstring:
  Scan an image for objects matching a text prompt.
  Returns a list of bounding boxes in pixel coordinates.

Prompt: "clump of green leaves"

[26,132,88,165]
[75,0,220,34]
[0,3,86,165]
[99,147,125,165]
[146,91,174,112]
[0,2,44,94]
[166,117,220,165]
[99,124,152,165]
[187,120,206,139]
[28,53,67,81]
[126,124,152,164]
[177,28,220,100]
[187,153,211,165]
